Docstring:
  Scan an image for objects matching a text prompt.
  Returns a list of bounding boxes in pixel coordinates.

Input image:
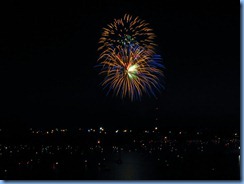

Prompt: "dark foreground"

[0,127,240,180]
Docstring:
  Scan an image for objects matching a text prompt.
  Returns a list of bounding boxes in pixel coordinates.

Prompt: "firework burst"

[98,45,163,100]
[97,14,164,101]
[98,14,157,52]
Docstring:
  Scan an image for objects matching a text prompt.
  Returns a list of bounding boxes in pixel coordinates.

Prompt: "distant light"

[85,160,87,163]
[97,140,101,144]
[179,132,182,135]
[115,130,119,133]
[100,127,103,131]
[123,129,127,133]
[56,162,59,165]
[155,127,158,130]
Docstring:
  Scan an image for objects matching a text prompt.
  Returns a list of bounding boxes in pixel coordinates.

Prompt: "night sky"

[0,1,239,129]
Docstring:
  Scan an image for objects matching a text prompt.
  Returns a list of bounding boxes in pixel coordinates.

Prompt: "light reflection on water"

[70,151,238,180]
[99,152,157,180]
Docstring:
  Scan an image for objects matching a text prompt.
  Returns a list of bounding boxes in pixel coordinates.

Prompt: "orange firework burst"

[98,45,163,100]
[98,14,157,52]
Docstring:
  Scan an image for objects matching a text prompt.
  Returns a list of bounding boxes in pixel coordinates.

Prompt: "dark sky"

[0,1,240,129]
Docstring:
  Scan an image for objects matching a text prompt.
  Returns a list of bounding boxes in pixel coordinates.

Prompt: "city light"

[0,127,240,180]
